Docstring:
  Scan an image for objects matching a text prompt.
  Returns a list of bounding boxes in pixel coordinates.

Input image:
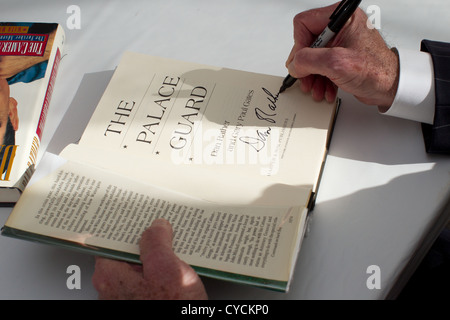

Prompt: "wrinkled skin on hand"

[286,2,399,107]
[92,219,208,300]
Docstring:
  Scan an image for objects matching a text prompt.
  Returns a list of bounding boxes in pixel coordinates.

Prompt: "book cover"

[0,22,65,204]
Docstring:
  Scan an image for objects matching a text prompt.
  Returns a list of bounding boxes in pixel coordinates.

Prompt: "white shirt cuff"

[378,48,435,124]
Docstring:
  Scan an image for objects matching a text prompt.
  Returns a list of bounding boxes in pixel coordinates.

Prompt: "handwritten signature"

[239,87,279,152]
[239,127,272,152]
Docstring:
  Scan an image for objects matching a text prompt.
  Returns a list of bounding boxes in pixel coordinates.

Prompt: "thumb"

[139,218,208,299]
[139,218,174,271]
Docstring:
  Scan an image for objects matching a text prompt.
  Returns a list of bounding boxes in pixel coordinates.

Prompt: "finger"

[139,219,208,299]
[139,219,173,263]
[291,46,355,81]
[325,81,338,103]
[287,3,340,69]
[286,42,300,68]
[298,75,312,94]
[312,76,326,102]
[288,47,325,79]
[292,4,338,44]
[139,218,176,277]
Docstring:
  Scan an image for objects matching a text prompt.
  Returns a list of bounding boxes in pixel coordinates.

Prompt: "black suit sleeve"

[420,40,450,154]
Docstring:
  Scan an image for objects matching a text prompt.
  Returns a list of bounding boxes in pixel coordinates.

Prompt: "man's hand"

[286,2,399,107]
[92,219,208,300]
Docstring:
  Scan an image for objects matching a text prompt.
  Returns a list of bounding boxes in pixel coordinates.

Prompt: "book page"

[70,52,336,206]
[5,159,305,282]
[61,143,312,207]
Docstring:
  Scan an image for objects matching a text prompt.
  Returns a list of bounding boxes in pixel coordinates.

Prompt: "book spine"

[35,47,62,140]
[20,25,65,191]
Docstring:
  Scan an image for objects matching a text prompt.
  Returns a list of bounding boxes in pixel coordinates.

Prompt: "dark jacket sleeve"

[420,40,450,154]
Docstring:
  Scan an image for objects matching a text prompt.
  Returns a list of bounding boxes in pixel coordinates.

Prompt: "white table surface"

[1,0,449,300]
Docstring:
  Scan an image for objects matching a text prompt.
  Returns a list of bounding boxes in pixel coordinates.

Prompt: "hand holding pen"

[281,1,399,108]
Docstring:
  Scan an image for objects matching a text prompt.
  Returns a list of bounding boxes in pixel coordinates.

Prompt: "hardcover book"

[2,52,338,292]
[0,22,64,204]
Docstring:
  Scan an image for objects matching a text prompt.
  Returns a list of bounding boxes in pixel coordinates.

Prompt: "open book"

[2,52,338,292]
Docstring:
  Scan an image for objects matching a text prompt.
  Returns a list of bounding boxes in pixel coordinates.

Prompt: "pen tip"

[279,86,285,94]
